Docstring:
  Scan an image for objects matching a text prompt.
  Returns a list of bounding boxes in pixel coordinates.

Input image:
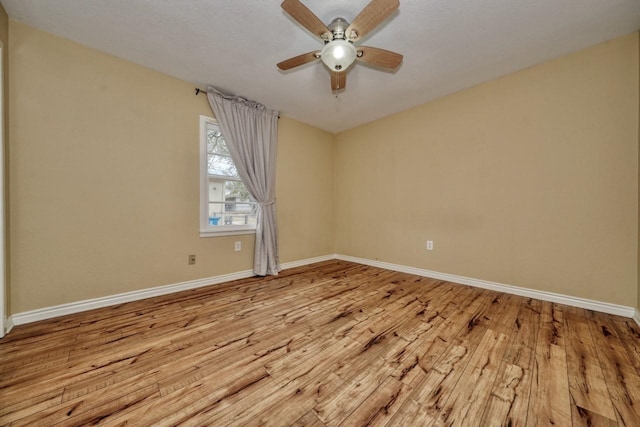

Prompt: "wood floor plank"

[610,316,640,377]
[526,302,572,427]
[388,312,448,387]
[393,289,508,424]
[569,394,619,427]
[398,344,470,425]
[313,357,394,425]
[244,373,344,427]
[13,383,161,427]
[587,311,640,426]
[0,389,63,426]
[1,260,637,426]
[386,285,480,389]
[563,306,617,421]
[213,370,342,427]
[503,298,540,368]
[432,329,509,426]
[292,411,325,427]
[386,397,423,426]
[479,298,539,427]
[107,364,272,426]
[483,293,524,336]
[337,376,412,426]
[480,363,528,427]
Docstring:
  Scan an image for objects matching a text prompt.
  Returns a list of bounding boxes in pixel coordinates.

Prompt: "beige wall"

[6,19,639,314]
[336,33,639,306]
[0,4,7,319]
[0,6,7,157]
[277,117,335,262]
[8,21,334,314]
[0,6,7,164]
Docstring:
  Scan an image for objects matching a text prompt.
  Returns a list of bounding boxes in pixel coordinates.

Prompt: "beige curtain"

[207,87,280,276]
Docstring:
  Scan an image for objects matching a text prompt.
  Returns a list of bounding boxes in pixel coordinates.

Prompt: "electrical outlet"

[426,241,434,251]
[234,241,241,252]
[188,254,196,265]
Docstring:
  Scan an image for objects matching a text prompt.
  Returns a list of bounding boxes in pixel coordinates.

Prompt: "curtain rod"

[195,88,280,119]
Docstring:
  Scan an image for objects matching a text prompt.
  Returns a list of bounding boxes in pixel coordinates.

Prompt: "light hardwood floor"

[1,260,639,426]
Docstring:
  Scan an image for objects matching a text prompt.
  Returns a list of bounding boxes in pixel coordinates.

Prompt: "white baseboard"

[10,269,254,326]
[7,253,637,328]
[279,254,336,270]
[336,254,636,318]
[9,255,335,327]
[4,316,13,334]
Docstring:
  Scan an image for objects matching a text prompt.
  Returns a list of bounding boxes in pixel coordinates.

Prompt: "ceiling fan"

[277,0,403,92]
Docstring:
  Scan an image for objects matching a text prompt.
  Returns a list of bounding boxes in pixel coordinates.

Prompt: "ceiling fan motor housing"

[327,17,349,41]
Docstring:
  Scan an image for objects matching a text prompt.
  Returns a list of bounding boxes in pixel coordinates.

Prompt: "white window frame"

[199,115,256,237]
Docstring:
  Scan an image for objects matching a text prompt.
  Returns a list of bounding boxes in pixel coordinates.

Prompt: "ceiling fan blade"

[356,46,403,69]
[347,0,399,41]
[277,51,320,70]
[281,0,330,40]
[331,72,346,91]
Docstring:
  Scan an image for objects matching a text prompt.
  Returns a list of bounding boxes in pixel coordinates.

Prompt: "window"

[200,116,257,236]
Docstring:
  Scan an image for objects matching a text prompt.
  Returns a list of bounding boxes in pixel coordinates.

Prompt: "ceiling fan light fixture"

[321,39,356,72]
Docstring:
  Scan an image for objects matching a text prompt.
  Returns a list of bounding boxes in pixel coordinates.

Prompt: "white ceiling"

[2,1,640,133]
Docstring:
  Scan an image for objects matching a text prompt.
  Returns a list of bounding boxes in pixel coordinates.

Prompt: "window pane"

[208,154,238,177]
[225,180,251,200]
[202,117,258,233]
[207,179,257,227]
[207,127,230,156]
[208,201,258,226]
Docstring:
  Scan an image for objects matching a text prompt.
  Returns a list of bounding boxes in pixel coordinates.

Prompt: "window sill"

[200,229,256,238]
